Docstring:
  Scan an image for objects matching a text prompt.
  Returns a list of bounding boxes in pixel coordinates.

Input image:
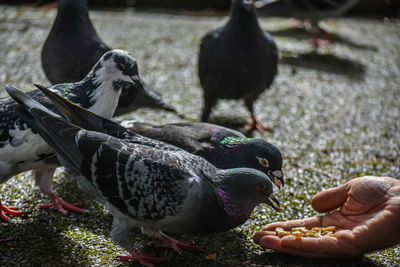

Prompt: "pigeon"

[33,84,284,189]
[255,0,359,46]
[123,121,284,188]
[8,85,281,266]
[198,0,278,132]
[41,0,176,115]
[0,49,143,220]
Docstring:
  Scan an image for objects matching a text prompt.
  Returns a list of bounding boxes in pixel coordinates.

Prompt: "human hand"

[253,176,400,257]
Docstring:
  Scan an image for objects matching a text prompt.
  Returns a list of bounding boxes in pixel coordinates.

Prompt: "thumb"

[311,182,351,213]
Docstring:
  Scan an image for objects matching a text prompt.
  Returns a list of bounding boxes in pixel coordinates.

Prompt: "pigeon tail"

[6,85,84,174]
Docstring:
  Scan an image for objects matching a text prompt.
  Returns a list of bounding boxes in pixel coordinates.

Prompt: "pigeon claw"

[38,193,88,214]
[158,233,201,254]
[118,249,169,266]
[311,26,333,47]
[0,202,28,221]
[311,37,332,47]
[248,118,271,132]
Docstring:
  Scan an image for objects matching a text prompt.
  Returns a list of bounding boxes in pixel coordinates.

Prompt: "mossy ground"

[0,5,399,266]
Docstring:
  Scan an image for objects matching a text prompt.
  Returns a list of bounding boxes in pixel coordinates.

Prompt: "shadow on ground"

[280,51,366,80]
[269,26,379,51]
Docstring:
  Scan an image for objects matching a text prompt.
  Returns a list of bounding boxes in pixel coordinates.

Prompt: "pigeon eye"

[116,63,126,71]
[257,184,266,192]
[258,158,269,167]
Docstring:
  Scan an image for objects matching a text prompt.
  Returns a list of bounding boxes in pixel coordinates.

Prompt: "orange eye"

[257,184,266,192]
[258,158,269,167]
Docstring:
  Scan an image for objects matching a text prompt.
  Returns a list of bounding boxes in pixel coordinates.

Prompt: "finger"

[312,181,352,213]
[253,230,276,244]
[260,233,360,258]
[261,216,323,231]
[258,235,340,258]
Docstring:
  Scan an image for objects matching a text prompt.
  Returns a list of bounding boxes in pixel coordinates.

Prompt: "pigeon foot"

[38,193,88,214]
[248,119,271,132]
[117,249,169,266]
[0,201,28,221]
[311,36,332,47]
[157,232,201,254]
[311,26,333,47]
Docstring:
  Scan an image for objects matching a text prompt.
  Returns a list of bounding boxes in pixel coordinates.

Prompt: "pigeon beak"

[128,76,179,115]
[241,0,254,12]
[129,75,145,92]
[268,170,284,189]
[265,193,283,212]
[254,0,279,9]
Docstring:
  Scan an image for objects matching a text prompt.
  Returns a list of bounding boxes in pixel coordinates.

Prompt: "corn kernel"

[291,231,302,239]
[276,226,336,239]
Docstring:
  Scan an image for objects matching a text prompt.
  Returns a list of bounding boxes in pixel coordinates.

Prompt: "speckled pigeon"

[0,50,143,221]
[255,0,358,46]
[198,0,278,131]
[9,85,281,266]
[41,0,175,115]
[33,84,284,189]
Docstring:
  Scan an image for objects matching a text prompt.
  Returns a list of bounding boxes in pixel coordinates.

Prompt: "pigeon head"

[77,49,144,119]
[89,49,144,93]
[220,137,284,189]
[92,49,139,83]
[58,0,88,14]
[229,0,257,24]
[232,0,255,13]
[217,168,280,218]
[56,0,90,30]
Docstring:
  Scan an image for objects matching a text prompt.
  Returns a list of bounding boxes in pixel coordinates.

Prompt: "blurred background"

[4,0,400,16]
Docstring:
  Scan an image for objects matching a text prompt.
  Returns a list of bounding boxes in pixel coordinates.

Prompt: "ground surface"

[0,5,399,267]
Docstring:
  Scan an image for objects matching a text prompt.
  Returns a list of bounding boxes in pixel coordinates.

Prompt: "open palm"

[253,176,400,257]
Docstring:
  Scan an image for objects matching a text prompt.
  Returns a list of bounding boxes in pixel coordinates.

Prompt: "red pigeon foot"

[311,36,332,47]
[117,249,169,266]
[156,232,201,254]
[248,118,271,132]
[38,193,88,214]
[0,201,28,221]
[311,26,333,47]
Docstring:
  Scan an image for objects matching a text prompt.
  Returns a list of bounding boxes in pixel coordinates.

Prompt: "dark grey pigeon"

[41,0,176,115]
[9,85,280,266]
[198,0,278,132]
[255,0,358,46]
[0,50,142,221]
[33,84,284,189]
[123,121,284,188]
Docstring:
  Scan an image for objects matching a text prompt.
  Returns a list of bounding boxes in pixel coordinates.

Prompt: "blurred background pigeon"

[0,50,142,220]
[9,85,280,266]
[198,0,278,131]
[255,0,359,46]
[41,0,177,115]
